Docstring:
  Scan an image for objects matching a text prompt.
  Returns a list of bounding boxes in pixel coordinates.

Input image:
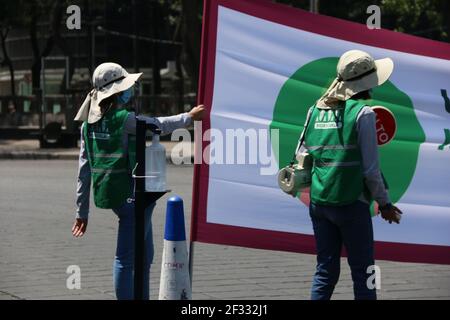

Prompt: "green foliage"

[382,0,448,40]
[276,0,449,42]
[0,0,26,27]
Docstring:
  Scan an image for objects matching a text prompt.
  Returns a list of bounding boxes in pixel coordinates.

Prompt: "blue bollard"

[164,195,186,241]
[159,195,192,300]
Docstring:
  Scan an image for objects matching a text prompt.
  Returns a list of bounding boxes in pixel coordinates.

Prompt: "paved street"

[1,160,449,300]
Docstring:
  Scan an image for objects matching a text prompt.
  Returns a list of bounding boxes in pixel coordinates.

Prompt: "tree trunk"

[0,28,16,103]
[173,14,185,113]
[181,0,202,93]
[152,2,162,95]
[56,36,75,93]
[30,12,42,92]
[29,0,60,93]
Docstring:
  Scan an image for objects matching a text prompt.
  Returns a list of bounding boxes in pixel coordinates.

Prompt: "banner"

[191,0,450,264]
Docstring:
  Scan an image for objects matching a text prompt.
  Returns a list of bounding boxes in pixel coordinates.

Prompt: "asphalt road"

[1,160,449,300]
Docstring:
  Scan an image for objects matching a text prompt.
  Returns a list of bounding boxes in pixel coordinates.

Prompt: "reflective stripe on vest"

[93,153,126,159]
[306,144,357,151]
[314,160,361,167]
[91,168,129,174]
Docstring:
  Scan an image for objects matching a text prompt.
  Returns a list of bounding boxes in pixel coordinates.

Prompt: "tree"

[382,0,448,41]
[181,0,202,92]
[27,0,70,94]
[0,0,22,103]
[0,27,16,102]
[276,0,449,42]
[162,0,202,93]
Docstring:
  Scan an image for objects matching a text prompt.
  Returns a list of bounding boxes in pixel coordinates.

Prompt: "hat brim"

[343,58,394,96]
[374,58,394,86]
[327,58,394,101]
[87,72,143,123]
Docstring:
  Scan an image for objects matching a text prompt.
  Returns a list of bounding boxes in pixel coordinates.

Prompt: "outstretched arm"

[124,105,205,135]
[73,123,90,237]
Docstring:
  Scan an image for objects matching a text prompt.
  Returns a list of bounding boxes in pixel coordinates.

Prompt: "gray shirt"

[75,112,192,219]
[299,106,390,206]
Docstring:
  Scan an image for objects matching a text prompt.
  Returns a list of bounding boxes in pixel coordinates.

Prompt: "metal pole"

[41,58,46,129]
[91,23,96,72]
[65,57,70,133]
[310,0,319,13]
[86,0,93,76]
[65,57,70,130]
[188,241,194,287]
[132,0,138,73]
[65,57,69,90]
[134,119,147,300]
[134,78,141,116]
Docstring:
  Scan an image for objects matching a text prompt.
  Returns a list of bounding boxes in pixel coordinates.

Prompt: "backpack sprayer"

[278,107,314,197]
[278,152,313,197]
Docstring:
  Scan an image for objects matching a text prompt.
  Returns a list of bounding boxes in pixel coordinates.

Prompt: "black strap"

[338,68,376,82]
[97,76,126,90]
[290,106,315,165]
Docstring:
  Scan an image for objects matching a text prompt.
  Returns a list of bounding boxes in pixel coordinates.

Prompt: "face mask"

[117,88,133,105]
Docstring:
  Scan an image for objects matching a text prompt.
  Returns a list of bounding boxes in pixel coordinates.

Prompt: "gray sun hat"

[74,62,143,124]
[317,50,394,108]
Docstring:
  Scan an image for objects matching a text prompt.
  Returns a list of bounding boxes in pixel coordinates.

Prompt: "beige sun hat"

[74,62,143,124]
[317,50,394,108]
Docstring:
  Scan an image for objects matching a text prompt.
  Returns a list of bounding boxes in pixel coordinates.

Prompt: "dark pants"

[309,200,376,300]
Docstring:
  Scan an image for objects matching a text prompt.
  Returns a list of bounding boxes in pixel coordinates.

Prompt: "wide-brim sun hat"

[317,50,394,108]
[74,62,143,124]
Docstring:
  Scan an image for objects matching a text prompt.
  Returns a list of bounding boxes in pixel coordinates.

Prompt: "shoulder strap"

[290,106,315,165]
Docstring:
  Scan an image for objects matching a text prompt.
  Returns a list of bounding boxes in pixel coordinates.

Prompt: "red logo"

[372,106,397,145]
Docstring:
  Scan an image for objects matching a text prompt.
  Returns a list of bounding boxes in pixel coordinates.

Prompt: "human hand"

[189,104,205,121]
[380,204,402,224]
[72,218,88,237]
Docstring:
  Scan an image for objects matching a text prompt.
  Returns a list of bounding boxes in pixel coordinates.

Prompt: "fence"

[0,93,197,133]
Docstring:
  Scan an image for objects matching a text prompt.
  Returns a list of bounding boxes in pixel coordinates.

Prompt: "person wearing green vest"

[301,50,402,300]
[71,63,204,299]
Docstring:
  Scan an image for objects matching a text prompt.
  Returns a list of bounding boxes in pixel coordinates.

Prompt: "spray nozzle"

[146,123,162,135]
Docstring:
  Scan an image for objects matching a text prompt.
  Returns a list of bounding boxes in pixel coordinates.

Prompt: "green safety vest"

[304,99,365,206]
[83,109,136,209]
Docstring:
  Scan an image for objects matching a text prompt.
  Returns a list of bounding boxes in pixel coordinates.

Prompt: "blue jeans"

[112,200,156,300]
[309,200,376,300]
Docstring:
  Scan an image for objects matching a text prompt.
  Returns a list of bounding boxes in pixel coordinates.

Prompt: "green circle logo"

[270,57,426,208]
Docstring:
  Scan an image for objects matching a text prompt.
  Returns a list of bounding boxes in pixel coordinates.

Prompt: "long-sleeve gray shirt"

[298,105,391,206]
[75,112,192,219]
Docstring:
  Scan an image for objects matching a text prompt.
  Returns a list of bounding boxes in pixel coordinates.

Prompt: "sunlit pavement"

[1,160,449,300]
